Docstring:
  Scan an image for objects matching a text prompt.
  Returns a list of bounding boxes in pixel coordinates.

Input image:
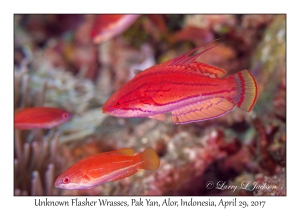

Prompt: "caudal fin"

[230,70,258,112]
[139,147,160,170]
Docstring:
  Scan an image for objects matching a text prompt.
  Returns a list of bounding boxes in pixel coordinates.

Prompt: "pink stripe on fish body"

[102,40,258,124]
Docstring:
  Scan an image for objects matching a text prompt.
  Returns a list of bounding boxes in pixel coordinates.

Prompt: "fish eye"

[63,176,70,184]
[62,112,69,119]
[114,102,120,107]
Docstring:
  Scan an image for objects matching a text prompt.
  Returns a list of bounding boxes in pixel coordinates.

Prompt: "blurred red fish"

[91,15,139,44]
[171,26,214,45]
[14,107,72,130]
[54,147,159,190]
[102,40,258,124]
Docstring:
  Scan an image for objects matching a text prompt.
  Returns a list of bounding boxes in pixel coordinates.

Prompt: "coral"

[14,130,62,195]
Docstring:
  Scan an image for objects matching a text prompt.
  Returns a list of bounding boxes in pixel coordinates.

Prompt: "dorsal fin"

[170,38,225,66]
[163,39,228,78]
[99,148,135,156]
[115,148,135,156]
[189,62,227,78]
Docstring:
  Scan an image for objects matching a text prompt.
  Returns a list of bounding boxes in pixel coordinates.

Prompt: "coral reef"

[14,14,285,196]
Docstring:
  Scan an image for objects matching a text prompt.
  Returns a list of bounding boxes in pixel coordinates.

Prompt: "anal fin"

[108,170,138,182]
[171,98,235,124]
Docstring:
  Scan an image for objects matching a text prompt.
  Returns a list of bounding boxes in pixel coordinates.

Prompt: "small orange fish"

[14,107,72,130]
[54,147,159,190]
[102,40,258,124]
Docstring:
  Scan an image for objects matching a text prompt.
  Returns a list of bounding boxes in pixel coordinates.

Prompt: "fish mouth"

[54,180,62,188]
[102,100,112,114]
[102,104,139,118]
[101,106,107,114]
[102,103,115,115]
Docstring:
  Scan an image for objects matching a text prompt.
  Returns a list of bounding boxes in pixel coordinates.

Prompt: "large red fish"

[102,41,258,124]
[14,107,72,130]
[54,147,159,190]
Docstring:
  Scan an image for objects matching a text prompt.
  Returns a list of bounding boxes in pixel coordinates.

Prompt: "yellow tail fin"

[139,147,160,170]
